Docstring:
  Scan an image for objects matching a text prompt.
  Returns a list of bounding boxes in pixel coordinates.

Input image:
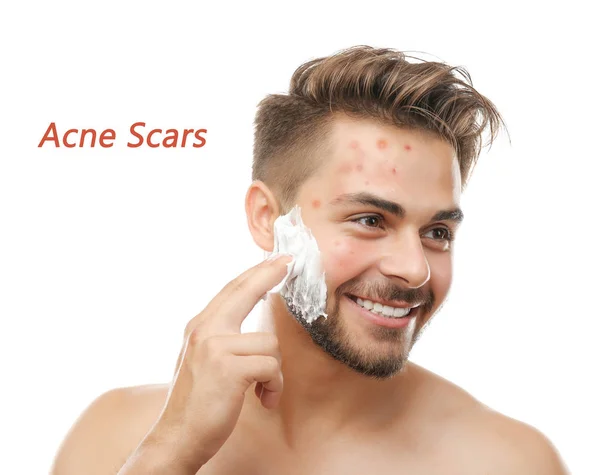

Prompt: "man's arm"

[49,385,169,475]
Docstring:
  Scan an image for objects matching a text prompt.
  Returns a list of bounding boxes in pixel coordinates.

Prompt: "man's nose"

[378,232,430,289]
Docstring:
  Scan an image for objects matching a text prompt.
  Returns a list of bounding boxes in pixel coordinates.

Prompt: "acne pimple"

[364,180,370,185]
[356,164,363,171]
[392,167,397,174]
[312,199,321,208]
[377,139,387,149]
[350,140,359,149]
[339,163,352,174]
[404,144,412,151]
[334,240,340,246]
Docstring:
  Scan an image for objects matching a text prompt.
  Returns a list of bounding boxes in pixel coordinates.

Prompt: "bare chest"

[195,430,476,475]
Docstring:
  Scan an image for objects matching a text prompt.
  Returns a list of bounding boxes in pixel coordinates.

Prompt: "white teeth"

[353,296,412,318]
[393,307,408,317]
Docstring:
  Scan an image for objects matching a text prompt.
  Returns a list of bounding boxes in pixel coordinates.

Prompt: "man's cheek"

[322,238,369,282]
[430,259,453,301]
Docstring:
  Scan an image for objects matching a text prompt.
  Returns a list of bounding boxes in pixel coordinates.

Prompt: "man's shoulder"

[50,383,169,475]
[409,364,569,474]
[462,406,569,474]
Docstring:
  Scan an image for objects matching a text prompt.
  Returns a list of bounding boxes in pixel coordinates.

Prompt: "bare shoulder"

[50,383,170,475]
[409,364,569,474]
[466,408,571,474]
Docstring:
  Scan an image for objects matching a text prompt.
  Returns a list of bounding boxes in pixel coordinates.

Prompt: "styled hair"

[252,45,507,211]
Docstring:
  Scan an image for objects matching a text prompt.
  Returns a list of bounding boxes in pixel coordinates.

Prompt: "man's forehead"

[321,118,455,180]
[320,121,455,176]
[302,117,462,216]
[328,114,437,148]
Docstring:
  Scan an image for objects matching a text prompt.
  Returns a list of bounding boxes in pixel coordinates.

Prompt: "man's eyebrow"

[330,192,464,224]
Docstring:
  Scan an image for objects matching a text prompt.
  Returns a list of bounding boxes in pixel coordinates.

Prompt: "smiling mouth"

[346,294,420,319]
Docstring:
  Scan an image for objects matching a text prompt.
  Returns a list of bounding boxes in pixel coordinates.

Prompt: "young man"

[51,46,569,474]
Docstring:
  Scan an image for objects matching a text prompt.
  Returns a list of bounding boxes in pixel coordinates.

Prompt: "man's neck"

[249,296,421,448]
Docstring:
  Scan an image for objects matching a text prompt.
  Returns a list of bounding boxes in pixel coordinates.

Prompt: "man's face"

[287,115,463,378]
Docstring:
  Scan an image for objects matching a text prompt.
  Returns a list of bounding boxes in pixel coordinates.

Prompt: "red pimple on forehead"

[312,199,321,208]
[377,139,387,149]
[404,144,412,151]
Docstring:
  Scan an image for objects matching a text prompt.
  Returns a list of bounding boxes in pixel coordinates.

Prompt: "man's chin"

[337,348,408,379]
[284,295,413,378]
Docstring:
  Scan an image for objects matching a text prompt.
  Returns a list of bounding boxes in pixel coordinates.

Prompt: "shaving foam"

[266,205,327,324]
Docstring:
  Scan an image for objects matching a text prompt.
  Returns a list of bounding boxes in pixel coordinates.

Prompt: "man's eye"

[424,227,455,241]
[354,215,383,229]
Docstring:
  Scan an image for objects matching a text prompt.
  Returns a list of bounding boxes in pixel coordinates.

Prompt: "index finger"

[185,254,293,336]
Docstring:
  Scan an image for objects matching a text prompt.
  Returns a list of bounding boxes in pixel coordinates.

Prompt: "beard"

[284,276,434,379]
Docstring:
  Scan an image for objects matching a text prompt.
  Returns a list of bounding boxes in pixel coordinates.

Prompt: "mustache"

[336,277,430,308]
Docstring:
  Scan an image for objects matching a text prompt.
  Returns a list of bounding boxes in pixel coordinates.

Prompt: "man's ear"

[245,180,281,252]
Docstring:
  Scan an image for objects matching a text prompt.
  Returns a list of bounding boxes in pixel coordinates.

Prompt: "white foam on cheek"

[266,205,328,324]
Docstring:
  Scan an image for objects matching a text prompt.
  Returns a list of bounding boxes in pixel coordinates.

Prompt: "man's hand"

[120,254,292,474]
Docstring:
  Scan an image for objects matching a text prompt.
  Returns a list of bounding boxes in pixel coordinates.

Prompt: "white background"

[1,1,597,473]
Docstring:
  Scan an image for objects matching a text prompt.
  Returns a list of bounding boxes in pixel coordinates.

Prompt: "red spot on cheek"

[339,163,352,173]
[377,139,387,149]
[392,167,397,174]
[404,144,412,151]
[356,164,363,171]
[312,199,321,208]
[350,140,359,149]
[334,240,340,246]
[364,180,370,185]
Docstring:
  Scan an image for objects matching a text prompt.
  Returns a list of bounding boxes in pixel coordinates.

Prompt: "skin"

[50,115,569,475]
[266,118,458,379]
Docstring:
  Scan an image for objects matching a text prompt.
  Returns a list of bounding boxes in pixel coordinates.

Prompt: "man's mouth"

[346,293,420,319]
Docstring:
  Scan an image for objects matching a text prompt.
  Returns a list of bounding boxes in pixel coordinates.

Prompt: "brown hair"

[252,45,508,211]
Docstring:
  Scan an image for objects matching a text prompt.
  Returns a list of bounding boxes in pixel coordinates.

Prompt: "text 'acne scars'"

[37,122,208,148]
